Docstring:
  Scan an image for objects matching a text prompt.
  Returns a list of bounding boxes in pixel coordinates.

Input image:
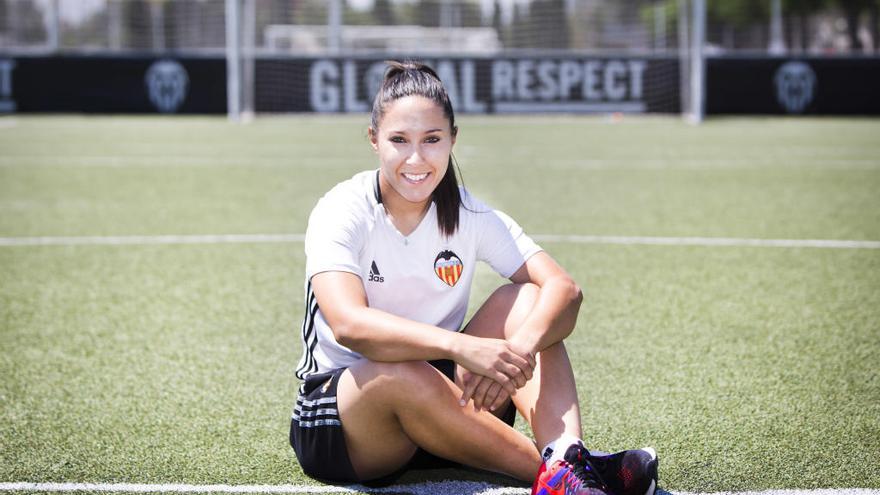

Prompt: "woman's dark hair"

[370,60,462,237]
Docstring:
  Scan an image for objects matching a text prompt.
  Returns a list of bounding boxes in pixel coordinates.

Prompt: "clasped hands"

[456,335,537,413]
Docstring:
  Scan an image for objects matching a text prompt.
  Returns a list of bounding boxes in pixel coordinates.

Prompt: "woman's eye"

[390,136,406,143]
[425,136,440,143]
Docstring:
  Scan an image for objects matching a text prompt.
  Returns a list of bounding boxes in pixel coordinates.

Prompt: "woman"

[290,61,658,495]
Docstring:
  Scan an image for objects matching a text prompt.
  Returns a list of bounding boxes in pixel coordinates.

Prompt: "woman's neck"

[379,177,432,237]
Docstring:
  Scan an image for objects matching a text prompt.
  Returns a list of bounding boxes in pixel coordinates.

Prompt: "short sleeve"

[304,194,365,280]
[472,198,543,279]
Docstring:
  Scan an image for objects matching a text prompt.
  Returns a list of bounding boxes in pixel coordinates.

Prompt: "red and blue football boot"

[574,445,660,495]
[532,444,610,495]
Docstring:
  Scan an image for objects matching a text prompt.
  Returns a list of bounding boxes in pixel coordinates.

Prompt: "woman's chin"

[394,184,434,205]
[402,194,432,206]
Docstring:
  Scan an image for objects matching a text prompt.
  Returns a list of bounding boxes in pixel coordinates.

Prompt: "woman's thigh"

[336,359,449,481]
[462,283,539,341]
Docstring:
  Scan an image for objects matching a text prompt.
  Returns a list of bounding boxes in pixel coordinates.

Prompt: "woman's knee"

[466,283,540,339]
[495,282,539,305]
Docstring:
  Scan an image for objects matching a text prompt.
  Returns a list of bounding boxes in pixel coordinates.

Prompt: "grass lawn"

[1,115,878,492]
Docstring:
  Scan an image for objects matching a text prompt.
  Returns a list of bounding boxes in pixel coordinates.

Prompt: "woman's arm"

[311,270,533,394]
[506,251,584,357]
[458,251,582,409]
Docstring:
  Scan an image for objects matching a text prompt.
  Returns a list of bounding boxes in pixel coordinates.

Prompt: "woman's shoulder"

[458,186,493,215]
[323,170,376,200]
[308,170,379,231]
[315,170,378,211]
[457,186,524,233]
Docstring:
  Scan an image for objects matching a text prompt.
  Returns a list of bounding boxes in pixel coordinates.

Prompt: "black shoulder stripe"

[374,169,383,204]
[295,281,320,380]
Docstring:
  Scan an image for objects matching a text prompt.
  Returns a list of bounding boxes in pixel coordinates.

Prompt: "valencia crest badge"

[434,250,463,287]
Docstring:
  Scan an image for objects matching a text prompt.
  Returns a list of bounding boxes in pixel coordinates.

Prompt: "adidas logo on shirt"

[368,261,384,283]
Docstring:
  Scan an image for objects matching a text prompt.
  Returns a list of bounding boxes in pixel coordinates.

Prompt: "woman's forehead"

[379,96,450,130]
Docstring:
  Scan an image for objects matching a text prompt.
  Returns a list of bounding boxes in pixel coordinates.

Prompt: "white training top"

[295,170,542,379]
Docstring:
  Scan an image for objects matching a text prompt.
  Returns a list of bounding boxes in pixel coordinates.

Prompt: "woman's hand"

[453,335,536,410]
[459,371,510,412]
[453,334,534,394]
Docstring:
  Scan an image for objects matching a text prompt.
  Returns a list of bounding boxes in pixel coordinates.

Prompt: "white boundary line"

[0,234,305,247]
[0,234,878,249]
[531,234,880,249]
[0,481,528,495]
[1,483,879,495]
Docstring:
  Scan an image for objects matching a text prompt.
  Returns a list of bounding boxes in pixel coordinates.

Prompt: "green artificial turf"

[0,115,878,492]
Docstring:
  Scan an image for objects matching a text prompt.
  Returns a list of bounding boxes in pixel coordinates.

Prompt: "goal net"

[227,0,697,119]
[0,0,703,119]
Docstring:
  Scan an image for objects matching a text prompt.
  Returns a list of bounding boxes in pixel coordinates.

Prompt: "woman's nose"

[406,147,424,165]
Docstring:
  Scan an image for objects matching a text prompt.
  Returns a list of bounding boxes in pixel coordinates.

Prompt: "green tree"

[871,1,880,52]
[460,2,482,28]
[121,0,151,49]
[835,0,880,51]
[510,2,527,48]
[492,0,507,47]
[373,0,395,25]
[708,0,768,27]
[783,0,831,51]
[529,0,570,49]
[416,0,441,27]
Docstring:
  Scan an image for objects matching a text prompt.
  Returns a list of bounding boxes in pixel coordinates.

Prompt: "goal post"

[225,0,241,121]
[689,0,706,124]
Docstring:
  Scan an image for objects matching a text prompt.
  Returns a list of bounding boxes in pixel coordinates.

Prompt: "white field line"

[0,234,879,250]
[1,484,879,495]
[0,481,524,495]
[0,234,305,247]
[531,234,880,249]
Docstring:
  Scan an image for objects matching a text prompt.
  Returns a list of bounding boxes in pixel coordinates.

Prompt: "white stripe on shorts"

[292,407,338,419]
[295,418,342,428]
[296,397,337,408]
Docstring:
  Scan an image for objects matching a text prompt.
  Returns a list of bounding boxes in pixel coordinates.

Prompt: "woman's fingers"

[472,376,494,411]
[498,361,526,389]
[459,372,479,406]
[499,350,533,388]
[494,370,517,396]
[456,336,538,395]
[460,375,509,412]
[460,374,490,409]
[486,381,508,412]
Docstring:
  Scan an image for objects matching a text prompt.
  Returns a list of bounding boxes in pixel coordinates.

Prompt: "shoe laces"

[571,458,607,489]
[563,446,609,490]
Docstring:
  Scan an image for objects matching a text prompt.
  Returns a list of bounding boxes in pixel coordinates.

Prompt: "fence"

[1,0,878,119]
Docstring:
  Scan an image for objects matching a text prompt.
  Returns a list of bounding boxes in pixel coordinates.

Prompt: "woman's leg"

[336,359,542,481]
[459,283,583,452]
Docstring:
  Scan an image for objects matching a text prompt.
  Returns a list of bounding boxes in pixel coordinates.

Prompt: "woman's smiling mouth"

[403,172,429,183]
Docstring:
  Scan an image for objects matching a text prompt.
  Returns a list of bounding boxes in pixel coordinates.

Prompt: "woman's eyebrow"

[389,128,445,134]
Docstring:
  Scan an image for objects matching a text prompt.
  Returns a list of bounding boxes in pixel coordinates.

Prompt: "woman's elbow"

[330,318,361,350]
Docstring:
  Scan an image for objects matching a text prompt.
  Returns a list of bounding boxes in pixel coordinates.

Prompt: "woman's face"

[370,95,456,210]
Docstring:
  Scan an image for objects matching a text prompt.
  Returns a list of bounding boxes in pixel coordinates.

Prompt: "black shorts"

[289,359,517,483]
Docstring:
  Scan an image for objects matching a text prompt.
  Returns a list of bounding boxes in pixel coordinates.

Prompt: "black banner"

[256,57,680,114]
[1,54,878,115]
[0,54,678,115]
[0,55,226,114]
[707,56,880,115]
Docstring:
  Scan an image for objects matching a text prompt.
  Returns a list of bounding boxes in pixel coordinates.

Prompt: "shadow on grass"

[340,462,667,495]
[344,466,528,494]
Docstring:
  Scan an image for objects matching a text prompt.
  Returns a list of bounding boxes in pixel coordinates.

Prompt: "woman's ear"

[368,126,379,152]
[451,125,458,145]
